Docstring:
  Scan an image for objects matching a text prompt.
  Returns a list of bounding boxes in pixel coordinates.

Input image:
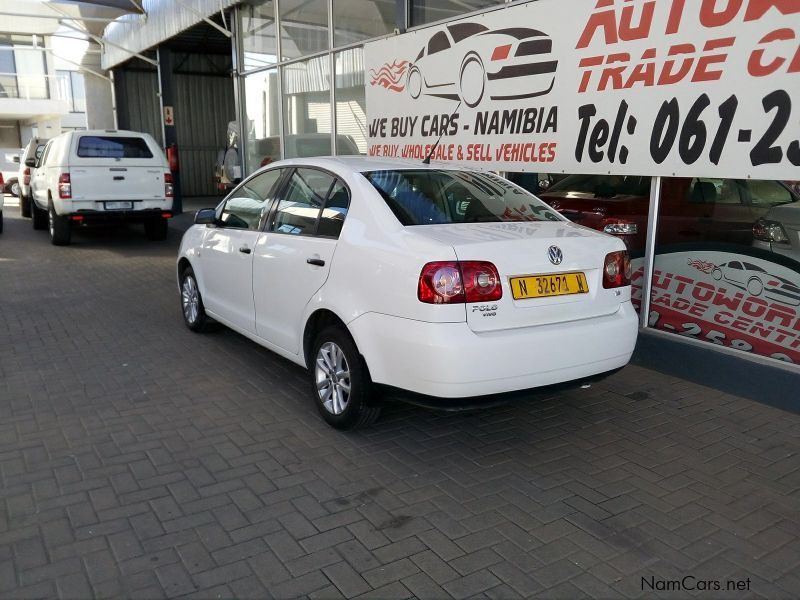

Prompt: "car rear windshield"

[363,169,562,226]
[76,136,153,159]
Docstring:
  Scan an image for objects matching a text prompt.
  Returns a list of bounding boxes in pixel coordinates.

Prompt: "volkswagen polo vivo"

[177,157,638,429]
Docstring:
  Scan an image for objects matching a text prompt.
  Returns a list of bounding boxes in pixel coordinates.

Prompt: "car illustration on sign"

[712,260,800,306]
[370,23,557,107]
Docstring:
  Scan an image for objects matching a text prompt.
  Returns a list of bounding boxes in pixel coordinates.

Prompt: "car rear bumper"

[65,208,173,224]
[348,302,639,399]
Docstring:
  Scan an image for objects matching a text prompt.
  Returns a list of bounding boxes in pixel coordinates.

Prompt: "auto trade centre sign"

[364,0,799,179]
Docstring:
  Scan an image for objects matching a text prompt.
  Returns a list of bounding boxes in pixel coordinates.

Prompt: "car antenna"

[423,101,462,165]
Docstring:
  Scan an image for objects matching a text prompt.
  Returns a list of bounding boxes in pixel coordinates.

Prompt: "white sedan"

[177,157,638,429]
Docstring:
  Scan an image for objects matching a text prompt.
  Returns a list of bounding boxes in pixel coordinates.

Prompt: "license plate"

[510,272,589,300]
[105,201,133,210]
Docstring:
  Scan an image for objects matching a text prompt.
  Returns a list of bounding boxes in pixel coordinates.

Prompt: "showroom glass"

[271,168,336,235]
[244,68,281,172]
[411,0,504,26]
[648,178,800,364]
[365,170,562,225]
[282,55,331,158]
[333,0,395,47]
[279,0,328,61]
[220,169,283,230]
[0,37,48,99]
[335,48,367,155]
[241,1,277,71]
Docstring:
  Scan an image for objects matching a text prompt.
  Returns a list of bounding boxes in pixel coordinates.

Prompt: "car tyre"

[310,325,380,430]
[32,199,47,230]
[459,52,485,108]
[408,66,422,100]
[20,194,31,218]
[180,267,212,332]
[144,218,168,241]
[9,180,19,197]
[747,276,764,297]
[48,202,71,246]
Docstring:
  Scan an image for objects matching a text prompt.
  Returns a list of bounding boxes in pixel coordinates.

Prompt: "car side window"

[270,168,335,236]
[746,180,795,207]
[688,178,741,205]
[37,142,52,168]
[317,180,350,238]
[428,32,450,55]
[219,169,283,230]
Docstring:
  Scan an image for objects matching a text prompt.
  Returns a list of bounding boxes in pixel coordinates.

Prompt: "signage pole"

[639,175,662,328]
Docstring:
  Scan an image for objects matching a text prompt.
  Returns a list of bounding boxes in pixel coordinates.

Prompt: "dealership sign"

[364,0,799,178]
[631,251,800,363]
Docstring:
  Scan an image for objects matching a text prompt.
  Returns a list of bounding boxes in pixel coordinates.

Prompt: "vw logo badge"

[548,245,563,265]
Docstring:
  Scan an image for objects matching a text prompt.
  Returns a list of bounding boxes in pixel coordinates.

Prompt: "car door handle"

[239,246,252,254]
[306,258,325,266]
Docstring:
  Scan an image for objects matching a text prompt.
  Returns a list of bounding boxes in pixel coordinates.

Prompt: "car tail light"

[603,251,631,289]
[491,44,512,61]
[0,173,4,186]
[260,157,273,168]
[753,219,788,243]
[23,167,31,186]
[419,261,502,304]
[164,172,174,198]
[601,218,638,235]
[58,173,71,199]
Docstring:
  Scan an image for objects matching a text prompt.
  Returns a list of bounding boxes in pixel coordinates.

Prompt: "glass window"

[14,46,48,99]
[76,136,153,159]
[56,70,72,108]
[241,1,277,72]
[279,0,328,61]
[0,46,16,98]
[220,168,283,230]
[648,178,800,364]
[411,0,503,26]
[271,168,334,235]
[244,68,281,174]
[282,55,331,158]
[365,169,562,226]
[71,72,86,113]
[335,48,366,155]
[333,0,395,47]
[318,180,350,238]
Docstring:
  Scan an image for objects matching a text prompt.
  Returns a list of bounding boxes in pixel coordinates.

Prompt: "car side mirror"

[194,208,218,225]
[25,158,36,167]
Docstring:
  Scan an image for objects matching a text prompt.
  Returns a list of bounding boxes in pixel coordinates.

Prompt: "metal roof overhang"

[101,0,238,70]
[0,0,142,36]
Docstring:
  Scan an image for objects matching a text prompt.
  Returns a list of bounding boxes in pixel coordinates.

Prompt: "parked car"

[177,157,638,429]
[753,202,800,264]
[30,130,173,245]
[539,175,798,254]
[18,137,48,218]
[407,22,557,107]
[1,148,20,197]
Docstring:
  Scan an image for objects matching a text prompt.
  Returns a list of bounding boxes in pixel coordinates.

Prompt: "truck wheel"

[144,218,168,241]
[310,325,380,430]
[48,202,71,246]
[32,200,47,230]
[20,195,31,218]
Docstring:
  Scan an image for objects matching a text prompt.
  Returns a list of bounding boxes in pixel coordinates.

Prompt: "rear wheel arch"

[303,309,373,382]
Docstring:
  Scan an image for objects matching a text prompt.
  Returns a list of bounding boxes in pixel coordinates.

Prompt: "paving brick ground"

[1,197,799,599]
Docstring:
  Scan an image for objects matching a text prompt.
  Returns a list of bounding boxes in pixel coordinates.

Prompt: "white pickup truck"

[30,130,174,245]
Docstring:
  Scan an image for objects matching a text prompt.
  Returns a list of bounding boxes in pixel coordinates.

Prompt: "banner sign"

[364,0,799,179]
[631,251,800,363]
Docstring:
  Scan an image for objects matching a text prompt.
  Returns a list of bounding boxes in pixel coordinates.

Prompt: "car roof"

[265,155,482,174]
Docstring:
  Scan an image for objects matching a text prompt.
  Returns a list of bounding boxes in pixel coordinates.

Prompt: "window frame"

[264,166,351,239]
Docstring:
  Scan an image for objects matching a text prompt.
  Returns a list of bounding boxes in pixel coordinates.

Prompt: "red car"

[538,175,799,254]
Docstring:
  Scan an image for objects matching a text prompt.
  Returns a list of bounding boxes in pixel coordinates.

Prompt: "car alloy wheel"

[315,341,351,415]
[182,274,200,325]
[10,181,19,197]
